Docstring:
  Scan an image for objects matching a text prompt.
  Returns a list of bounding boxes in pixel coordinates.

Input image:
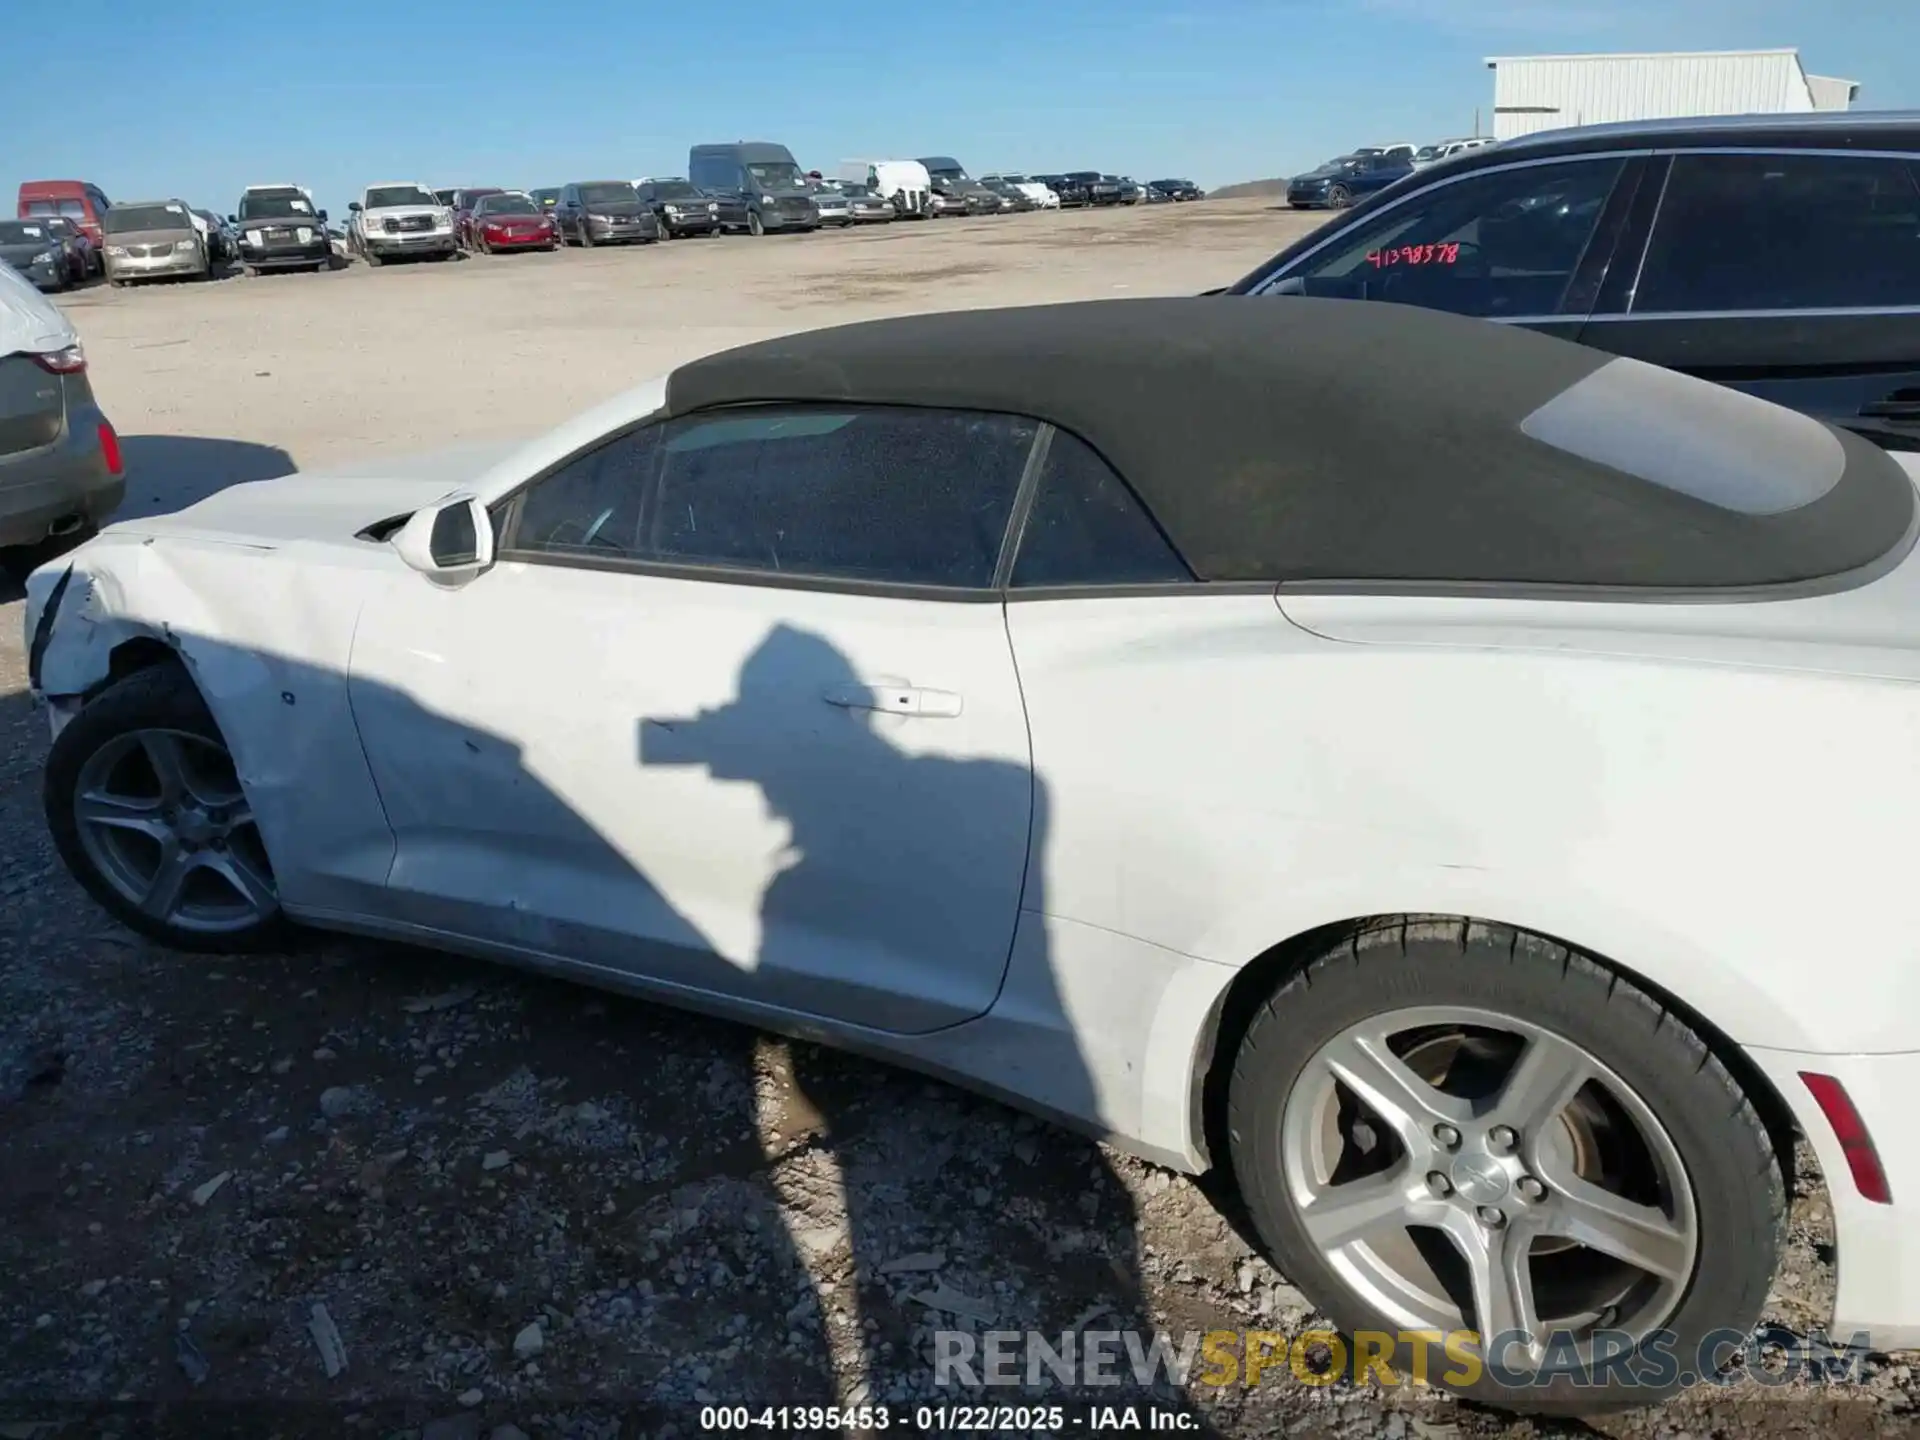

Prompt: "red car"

[467,192,561,254]
[448,186,506,249]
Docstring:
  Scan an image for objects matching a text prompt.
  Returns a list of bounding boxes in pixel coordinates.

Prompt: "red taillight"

[98,420,123,477]
[32,344,86,375]
[1800,1072,1892,1204]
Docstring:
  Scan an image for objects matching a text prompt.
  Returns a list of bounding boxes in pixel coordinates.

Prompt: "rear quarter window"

[1635,153,1920,312]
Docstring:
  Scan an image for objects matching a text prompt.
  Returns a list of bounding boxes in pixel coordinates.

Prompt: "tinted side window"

[642,407,1032,587]
[1287,158,1627,318]
[510,426,663,557]
[1012,431,1192,588]
[1635,153,1920,313]
[508,406,1035,589]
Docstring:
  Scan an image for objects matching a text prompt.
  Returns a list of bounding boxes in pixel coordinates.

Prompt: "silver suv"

[0,267,124,551]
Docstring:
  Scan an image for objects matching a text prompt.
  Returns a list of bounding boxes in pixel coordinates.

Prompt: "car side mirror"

[1268,276,1308,296]
[317,209,328,223]
[226,214,237,224]
[348,201,363,212]
[393,495,494,583]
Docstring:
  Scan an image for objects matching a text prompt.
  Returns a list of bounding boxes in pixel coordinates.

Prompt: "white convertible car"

[24,299,1920,1411]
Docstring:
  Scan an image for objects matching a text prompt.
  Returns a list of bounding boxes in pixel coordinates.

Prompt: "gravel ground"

[2,199,1915,1438]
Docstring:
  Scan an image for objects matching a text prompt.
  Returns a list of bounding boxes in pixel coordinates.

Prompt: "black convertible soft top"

[664,298,1916,590]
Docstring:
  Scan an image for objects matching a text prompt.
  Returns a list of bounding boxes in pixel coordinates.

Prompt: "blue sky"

[10,0,1915,217]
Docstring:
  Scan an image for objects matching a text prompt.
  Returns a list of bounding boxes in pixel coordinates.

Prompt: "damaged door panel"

[345,561,1035,1035]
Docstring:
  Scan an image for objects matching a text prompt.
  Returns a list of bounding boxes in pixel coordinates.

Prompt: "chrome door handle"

[823,683,963,719]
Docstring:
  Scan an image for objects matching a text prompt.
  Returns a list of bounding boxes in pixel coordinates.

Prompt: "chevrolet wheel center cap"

[1451,1154,1510,1206]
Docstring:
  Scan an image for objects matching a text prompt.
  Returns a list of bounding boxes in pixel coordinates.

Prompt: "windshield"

[531,189,558,204]
[649,181,701,200]
[104,203,192,234]
[25,199,87,219]
[580,183,637,207]
[366,186,437,209]
[841,184,872,198]
[239,191,313,220]
[0,222,49,244]
[745,162,804,191]
[1414,146,1444,162]
[477,194,539,215]
[928,165,969,182]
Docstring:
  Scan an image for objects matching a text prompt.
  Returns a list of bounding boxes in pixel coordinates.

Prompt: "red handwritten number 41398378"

[1366,241,1461,268]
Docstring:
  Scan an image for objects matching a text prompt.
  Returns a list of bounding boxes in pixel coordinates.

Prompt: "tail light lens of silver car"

[32,344,87,376]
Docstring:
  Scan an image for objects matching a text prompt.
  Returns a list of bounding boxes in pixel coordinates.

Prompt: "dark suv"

[1229,112,1920,449]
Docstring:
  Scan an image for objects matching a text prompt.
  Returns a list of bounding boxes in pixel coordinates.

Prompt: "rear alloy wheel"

[1328,183,1353,208]
[1228,920,1783,1414]
[45,664,284,953]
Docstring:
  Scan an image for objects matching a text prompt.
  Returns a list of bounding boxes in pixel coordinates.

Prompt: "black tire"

[364,248,381,268]
[1328,183,1353,208]
[44,664,288,955]
[579,222,594,249]
[1227,919,1784,1416]
[746,209,765,237]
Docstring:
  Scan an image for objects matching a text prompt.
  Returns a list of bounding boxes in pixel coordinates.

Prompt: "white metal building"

[1483,49,1859,142]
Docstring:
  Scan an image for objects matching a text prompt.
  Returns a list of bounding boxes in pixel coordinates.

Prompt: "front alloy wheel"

[1229,920,1784,1414]
[45,664,283,952]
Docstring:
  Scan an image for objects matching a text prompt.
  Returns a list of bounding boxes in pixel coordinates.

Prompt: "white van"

[839,159,931,218]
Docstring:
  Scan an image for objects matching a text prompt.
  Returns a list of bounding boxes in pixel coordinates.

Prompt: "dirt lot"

[2,199,1915,1438]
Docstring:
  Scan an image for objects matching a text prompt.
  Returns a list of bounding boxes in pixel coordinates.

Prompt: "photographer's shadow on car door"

[642,623,1195,1418]
[344,402,1209,1415]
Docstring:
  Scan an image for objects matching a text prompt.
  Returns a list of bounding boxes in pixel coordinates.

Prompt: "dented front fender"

[25,532,402,914]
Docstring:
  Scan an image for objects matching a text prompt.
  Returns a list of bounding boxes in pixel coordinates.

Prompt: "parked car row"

[1285,137,1495,209]
[10,144,1200,295]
